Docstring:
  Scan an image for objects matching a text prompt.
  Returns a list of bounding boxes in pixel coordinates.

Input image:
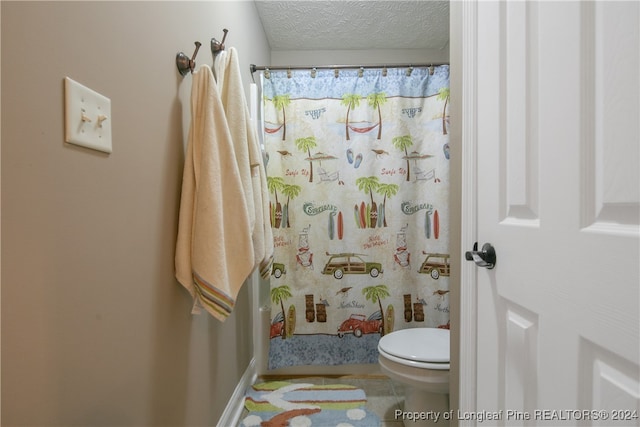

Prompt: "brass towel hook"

[211,29,229,55]
[176,41,202,76]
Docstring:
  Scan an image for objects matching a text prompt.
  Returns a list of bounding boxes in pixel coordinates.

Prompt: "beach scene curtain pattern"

[262,66,450,369]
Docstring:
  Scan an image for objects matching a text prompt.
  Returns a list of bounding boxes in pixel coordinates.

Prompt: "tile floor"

[237,374,406,426]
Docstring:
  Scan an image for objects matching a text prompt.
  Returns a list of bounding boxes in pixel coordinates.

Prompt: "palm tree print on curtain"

[392,135,414,182]
[267,94,291,140]
[341,93,361,141]
[262,66,450,369]
[367,92,387,139]
[437,87,450,135]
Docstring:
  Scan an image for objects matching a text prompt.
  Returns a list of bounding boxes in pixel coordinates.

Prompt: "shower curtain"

[262,66,450,369]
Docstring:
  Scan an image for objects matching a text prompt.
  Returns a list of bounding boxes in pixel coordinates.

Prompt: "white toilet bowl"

[378,328,450,426]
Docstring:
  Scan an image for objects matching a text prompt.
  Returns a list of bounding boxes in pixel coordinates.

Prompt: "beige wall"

[1,2,269,425]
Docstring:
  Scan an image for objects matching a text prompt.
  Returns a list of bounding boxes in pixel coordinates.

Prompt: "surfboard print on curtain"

[263,66,450,369]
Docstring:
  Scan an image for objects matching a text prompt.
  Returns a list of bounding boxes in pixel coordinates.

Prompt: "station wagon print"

[321,252,383,279]
[418,252,450,279]
[271,262,287,279]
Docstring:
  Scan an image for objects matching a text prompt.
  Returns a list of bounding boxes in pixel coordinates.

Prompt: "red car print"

[270,312,285,338]
[337,312,382,338]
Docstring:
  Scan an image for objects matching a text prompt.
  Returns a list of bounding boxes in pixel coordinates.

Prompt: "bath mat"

[240,381,381,427]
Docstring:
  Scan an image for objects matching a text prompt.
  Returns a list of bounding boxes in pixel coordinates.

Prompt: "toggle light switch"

[64,77,112,153]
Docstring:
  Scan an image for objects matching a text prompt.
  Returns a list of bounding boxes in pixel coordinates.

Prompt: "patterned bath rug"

[240,381,381,427]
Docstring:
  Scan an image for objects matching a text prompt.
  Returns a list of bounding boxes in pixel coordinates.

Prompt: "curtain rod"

[249,62,449,73]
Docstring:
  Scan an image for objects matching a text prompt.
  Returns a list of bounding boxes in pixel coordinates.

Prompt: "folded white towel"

[175,64,255,321]
[215,47,274,279]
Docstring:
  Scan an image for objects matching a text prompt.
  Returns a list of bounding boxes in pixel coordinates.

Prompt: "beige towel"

[175,64,254,321]
[215,47,274,279]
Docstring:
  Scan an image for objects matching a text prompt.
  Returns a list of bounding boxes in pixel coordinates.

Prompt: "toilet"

[378,328,450,426]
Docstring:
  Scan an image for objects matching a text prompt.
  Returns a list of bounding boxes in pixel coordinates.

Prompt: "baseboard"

[217,357,257,427]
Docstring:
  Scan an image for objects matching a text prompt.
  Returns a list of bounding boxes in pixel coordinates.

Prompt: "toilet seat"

[378,328,450,370]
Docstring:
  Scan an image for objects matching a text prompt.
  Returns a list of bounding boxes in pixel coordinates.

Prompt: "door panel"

[581,1,640,232]
[502,0,539,224]
[473,1,639,423]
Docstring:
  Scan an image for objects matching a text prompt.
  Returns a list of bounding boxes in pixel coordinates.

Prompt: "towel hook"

[211,29,229,55]
[176,41,202,76]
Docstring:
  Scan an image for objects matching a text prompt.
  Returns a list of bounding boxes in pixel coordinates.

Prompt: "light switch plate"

[64,77,112,153]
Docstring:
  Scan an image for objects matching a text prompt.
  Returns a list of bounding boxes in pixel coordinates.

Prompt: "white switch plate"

[64,77,112,153]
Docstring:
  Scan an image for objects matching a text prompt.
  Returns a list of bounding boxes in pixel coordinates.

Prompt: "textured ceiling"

[254,1,449,51]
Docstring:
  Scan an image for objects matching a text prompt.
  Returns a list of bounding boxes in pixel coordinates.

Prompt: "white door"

[466,1,639,424]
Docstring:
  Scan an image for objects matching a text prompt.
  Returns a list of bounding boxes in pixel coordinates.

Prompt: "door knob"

[465,242,496,269]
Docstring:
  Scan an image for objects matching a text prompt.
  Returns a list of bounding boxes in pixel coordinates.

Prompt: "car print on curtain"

[263,66,450,369]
